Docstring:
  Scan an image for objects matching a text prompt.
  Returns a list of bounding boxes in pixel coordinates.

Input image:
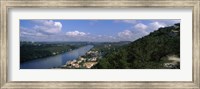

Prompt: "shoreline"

[54,50,100,69]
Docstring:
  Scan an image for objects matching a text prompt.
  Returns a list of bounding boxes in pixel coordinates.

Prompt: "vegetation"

[20,23,180,69]
[93,23,180,69]
[20,42,81,63]
[90,41,130,56]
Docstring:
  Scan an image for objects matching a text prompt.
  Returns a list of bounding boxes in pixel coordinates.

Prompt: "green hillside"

[20,42,79,63]
[93,23,180,69]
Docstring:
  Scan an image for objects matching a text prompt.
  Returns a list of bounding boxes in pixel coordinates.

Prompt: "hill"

[93,23,180,69]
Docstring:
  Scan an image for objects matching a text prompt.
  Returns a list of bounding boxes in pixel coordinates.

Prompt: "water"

[20,45,94,69]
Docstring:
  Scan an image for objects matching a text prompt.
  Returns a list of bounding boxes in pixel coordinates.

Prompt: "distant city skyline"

[20,19,180,42]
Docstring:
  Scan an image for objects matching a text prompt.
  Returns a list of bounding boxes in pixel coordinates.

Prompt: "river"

[20,45,94,69]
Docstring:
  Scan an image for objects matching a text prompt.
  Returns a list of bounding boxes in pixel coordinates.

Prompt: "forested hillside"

[93,23,180,69]
[20,42,79,63]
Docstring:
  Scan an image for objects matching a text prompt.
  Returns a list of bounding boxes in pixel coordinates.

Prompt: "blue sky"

[20,19,180,42]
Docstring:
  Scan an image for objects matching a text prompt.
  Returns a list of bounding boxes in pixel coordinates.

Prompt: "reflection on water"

[20,45,94,69]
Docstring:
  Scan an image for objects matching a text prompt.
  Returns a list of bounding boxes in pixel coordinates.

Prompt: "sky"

[20,19,180,42]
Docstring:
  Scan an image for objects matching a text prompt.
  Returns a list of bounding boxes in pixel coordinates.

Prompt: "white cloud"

[134,23,148,30]
[118,30,134,38]
[20,27,36,37]
[149,21,165,30]
[21,20,180,42]
[66,30,87,37]
[117,20,180,39]
[54,22,62,29]
[147,20,180,31]
[153,20,180,26]
[21,31,34,36]
[116,20,174,41]
[132,21,171,35]
[133,23,149,35]
[20,27,48,38]
[33,20,62,34]
[35,33,48,37]
[117,29,147,41]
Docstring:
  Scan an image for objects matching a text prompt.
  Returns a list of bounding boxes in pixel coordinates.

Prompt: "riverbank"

[20,42,83,63]
[20,45,94,69]
[54,50,100,69]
